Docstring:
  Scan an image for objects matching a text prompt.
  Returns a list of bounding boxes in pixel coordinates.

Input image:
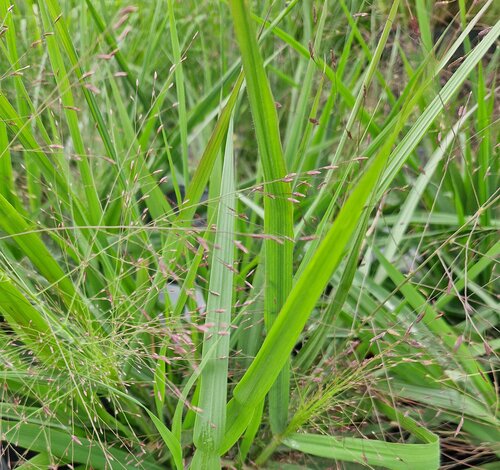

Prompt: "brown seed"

[453,335,464,352]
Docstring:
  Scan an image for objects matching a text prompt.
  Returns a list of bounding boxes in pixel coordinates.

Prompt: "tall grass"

[0,1,498,469]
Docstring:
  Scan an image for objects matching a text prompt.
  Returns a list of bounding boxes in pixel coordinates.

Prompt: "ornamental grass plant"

[0,0,498,468]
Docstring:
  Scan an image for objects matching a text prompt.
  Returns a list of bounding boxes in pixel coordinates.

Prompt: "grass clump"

[0,0,498,469]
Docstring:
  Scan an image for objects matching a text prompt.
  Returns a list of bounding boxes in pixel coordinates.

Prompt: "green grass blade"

[0,120,16,206]
[377,380,498,427]
[284,403,439,470]
[167,0,189,186]
[147,411,183,470]
[229,0,294,435]
[176,72,244,226]
[191,118,236,468]
[415,0,433,54]
[338,0,396,104]
[295,214,370,370]
[14,453,51,470]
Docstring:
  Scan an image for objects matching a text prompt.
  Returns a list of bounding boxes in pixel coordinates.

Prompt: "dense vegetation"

[0,0,498,468]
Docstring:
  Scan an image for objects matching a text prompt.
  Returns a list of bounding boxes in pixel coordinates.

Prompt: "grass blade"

[284,403,439,470]
[191,119,236,469]
[229,0,294,435]
[167,0,189,186]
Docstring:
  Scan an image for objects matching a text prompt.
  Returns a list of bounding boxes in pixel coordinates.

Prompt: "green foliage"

[0,0,498,468]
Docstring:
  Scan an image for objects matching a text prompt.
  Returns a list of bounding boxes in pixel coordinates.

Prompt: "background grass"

[0,0,498,468]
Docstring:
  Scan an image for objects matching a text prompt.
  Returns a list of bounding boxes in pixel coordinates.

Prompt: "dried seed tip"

[320,165,338,170]
[113,15,129,30]
[308,41,315,60]
[478,27,492,37]
[306,170,321,175]
[222,262,238,273]
[197,237,210,252]
[369,331,386,343]
[233,240,248,254]
[453,335,464,352]
[97,49,119,60]
[415,311,425,323]
[84,83,101,94]
[118,6,138,16]
[454,416,464,437]
[447,56,465,69]
[114,71,128,77]
[408,339,423,348]
[330,49,337,68]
